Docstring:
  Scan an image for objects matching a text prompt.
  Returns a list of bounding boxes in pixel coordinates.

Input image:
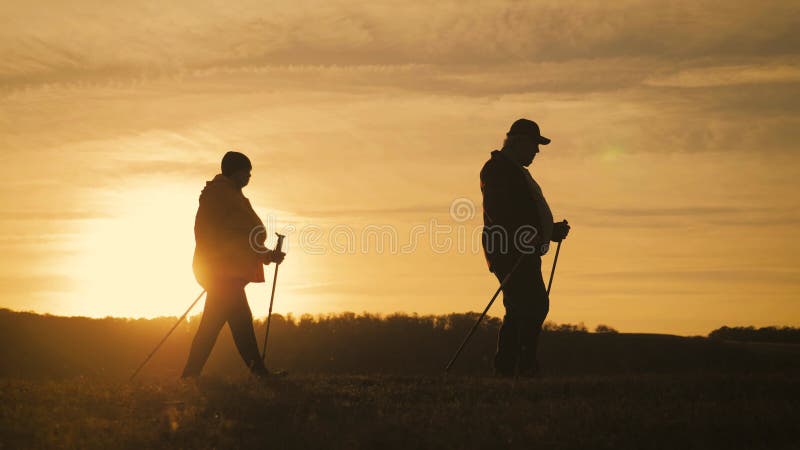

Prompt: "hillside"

[1,309,798,380]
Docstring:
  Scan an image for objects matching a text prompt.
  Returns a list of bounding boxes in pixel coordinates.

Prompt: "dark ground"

[2,371,799,449]
[1,310,799,449]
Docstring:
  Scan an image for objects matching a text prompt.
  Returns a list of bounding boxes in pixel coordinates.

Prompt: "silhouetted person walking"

[480,119,570,377]
[182,151,285,379]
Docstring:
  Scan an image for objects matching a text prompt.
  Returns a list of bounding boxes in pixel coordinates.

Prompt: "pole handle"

[274,233,286,255]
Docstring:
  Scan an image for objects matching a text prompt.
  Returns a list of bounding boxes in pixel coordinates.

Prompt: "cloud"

[0,210,111,221]
[644,63,800,88]
[292,204,451,219]
[1,0,798,91]
[575,205,800,228]
[108,159,208,179]
[286,279,457,298]
[0,274,75,292]
[578,269,800,286]
[584,205,771,218]
[2,0,798,163]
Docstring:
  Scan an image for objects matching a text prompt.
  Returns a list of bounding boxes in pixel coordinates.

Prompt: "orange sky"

[1,1,799,335]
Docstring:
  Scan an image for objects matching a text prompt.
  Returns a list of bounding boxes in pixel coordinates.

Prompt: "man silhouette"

[480,119,570,377]
[182,151,285,379]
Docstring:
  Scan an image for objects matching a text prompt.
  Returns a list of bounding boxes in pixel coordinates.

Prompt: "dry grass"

[2,372,798,449]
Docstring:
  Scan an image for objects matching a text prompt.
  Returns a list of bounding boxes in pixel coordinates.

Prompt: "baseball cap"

[507,118,551,145]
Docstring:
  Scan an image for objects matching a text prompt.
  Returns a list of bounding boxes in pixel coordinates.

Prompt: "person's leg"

[493,257,538,375]
[518,257,549,374]
[225,281,268,375]
[181,282,229,378]
[494,311,520,376]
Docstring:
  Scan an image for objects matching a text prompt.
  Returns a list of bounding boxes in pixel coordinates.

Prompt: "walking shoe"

[264,368,288,378]
[517,367,540,379]
[517,360,541,379]
[251,365,288,379]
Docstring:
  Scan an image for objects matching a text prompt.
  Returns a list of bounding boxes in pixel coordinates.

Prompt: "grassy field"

[2,311,798,448]
[2,371,798,449]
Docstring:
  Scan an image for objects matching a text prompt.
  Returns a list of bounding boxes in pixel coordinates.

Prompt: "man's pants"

[181,278,266,378]
[493,255,549,375]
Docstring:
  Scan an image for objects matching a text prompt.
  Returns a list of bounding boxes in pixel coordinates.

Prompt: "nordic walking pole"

[130,289,206,381]
[546,219,568,295]
[445,254,528,372]
[261,233,286,363]
[547,240,562,295]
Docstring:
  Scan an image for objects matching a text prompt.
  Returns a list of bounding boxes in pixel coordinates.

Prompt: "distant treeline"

[0,309,796,380]
[709,326,800,343]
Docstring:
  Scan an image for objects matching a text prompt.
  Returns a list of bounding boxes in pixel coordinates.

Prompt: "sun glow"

[53,180,322,319]
[58,183,201,318]
[601,145,625,162]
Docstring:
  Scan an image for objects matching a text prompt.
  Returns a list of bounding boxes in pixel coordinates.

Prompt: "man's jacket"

[480,150,550,273]
[192,174,266,288]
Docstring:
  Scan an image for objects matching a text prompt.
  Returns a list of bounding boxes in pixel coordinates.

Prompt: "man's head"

[221,151,252,188]
[502,119,550,167]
